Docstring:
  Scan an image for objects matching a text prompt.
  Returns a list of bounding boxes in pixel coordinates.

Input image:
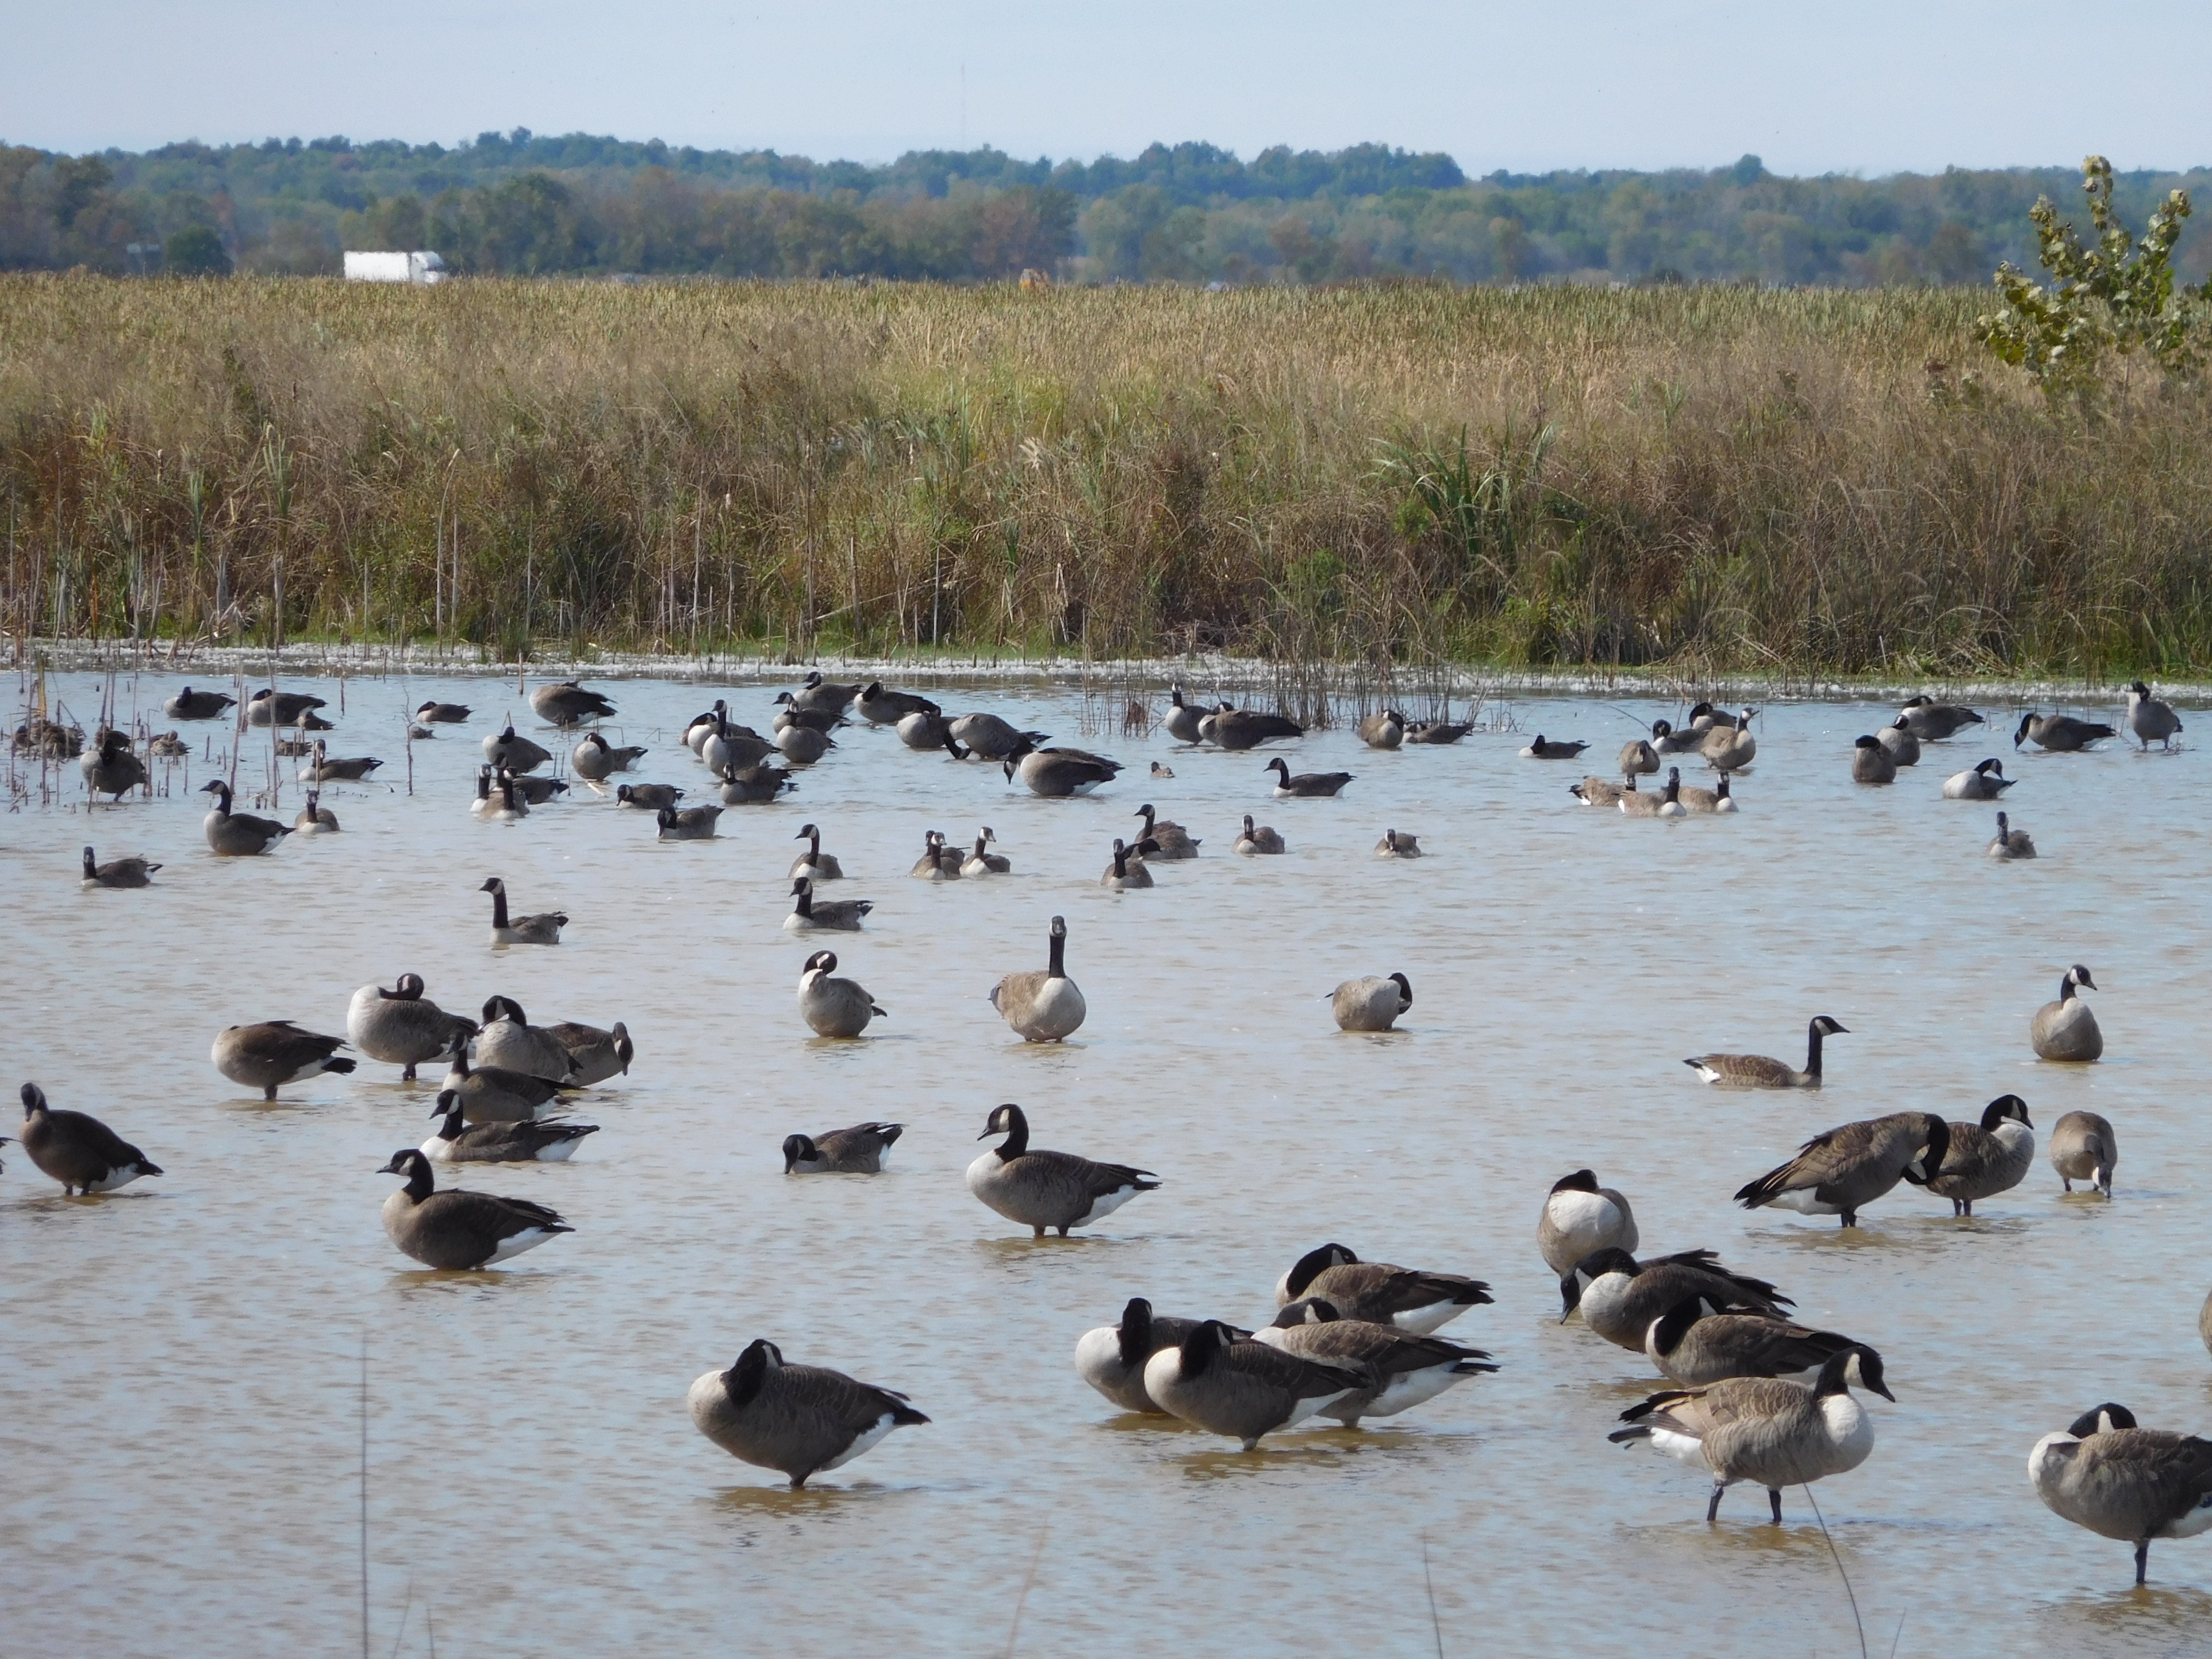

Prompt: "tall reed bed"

[3,273,2210,675]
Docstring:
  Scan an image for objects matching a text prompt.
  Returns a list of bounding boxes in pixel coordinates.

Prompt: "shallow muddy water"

[4,670,2209,1658]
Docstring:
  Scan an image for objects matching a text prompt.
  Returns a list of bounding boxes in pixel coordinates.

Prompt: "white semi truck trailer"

[342,251,449,284]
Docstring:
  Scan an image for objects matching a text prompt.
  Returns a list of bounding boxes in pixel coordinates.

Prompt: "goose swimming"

[1850,734,1897,784]
[1357,709,1406,749]
[966,1103,1158,1237]
[571,731,646,781]
[246,688,327,727]
[1620,768,1686,817]
[960,827,1011,875]
[414,700,471,724]
[614,783,685,811]
[1988,811,2036,859]
[1101,837,1160,890]
[2031,964,2101,1061]
[1264,757,1353,797]
[1900,696,1984,740]
[688,1338,927,1488]
[482,721,552,773]
[1233,815,1285,854]
[165,686,236,721]
[481,876,566,945]
[1942,758,2015,799]
[1521,735,1588,760]
[1701,710,1756,772]
[200,780,291,855]
[784,876,872,932]
[1005,742,1124,797]
[991,914,1086,1042]
[293,790,339,834]
[796,950,884,1038]
[655,804,723,840]
[1686,1016,1847,1089]
[1133,803,1199,858]
[1875,715,1921,766]
[781,1122,903,1173]
[81,846,160,889]
[1374,828,1421,858]
[789,823,845,881]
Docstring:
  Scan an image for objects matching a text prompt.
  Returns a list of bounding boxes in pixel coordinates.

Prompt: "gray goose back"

[688,1338,926,1487]
[422,1095,598,1163]
[1734,1111,1949,1227]
[474,997,580,1082]
[1142,1320,1365,1449]
[1276,1242,1493,1334]
[211,1020,356,1099]
[1256,1299,1497,1424]
[346,974,477,1079]
[782,1121,903,1173]
[965,1103,1158,1236]
[16,1083,162,1194]
[377,1148,571,1268]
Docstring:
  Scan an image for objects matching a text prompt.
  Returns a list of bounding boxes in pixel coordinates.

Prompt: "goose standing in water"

[1900,696,1984,740]
[529,679,617,727]
[1256,1298,1498,1426]
[782,1122,903,1173]
[1133,803,1199,858]
[1331,973,1411,1032]
[1205,707,1306,750]
[2030,1403,2212,1585]
[854,682,939,726]
[689,1338,927,1489]
[482,721,552,773]
[1620,768,1686,817]
[1101,838,1160,890]
[474,997,581,1082]
[16,1083,163,1194]
[1701,711,1756,772]
[1609,1345,1894,1524]
[423,1096,598,1163]
[246,687,328,727]
[200,781,291,855]
[1559,1248,1791,1349]
[1538,1170,1639,1275]
[1850,734,1897,784]
[80,731,149,802]
[1076,1298,1231,1414]
[1686,1015,1847,1089]
[2031,964,2102,1061]
[1641,1299,1867,1388]
[2016,710,2116,752]
[211,1021,357,1100]
[439,1040,577,1123]
[1875,716,1921,766]
[960,828,1011,875]
[1734,1112,1949,1228]
[991,914,1086,1042]
[1357,709,1407,749]
[294,790,339,834]
[2050,1110,2117,1195]
[377,1148,572,1268]
[481,877,566,945]
[1265,757,1353,797]
[1520,735,1588,760]
[796,950,884,1038]
[1233,815,1285,854]
[1374,829,1421,858]
[1988,812,2036,859]
[1942,758,2015,799]
[1164,688,1210,745]
[791,672,863,716]
[1275,1242,1492,1334]
[966,1103,1158,1237]
[1005,742,1124,797]
[1142,1321,1365,1451]
[947,712,1050,760]
[788,824,845,881]
[1924,1095,2034,1215]
[784,876,872,932]
[346,974,479,1081]
[166,685,236,721]
[81,846,160,889]
[2127,682,2183,750]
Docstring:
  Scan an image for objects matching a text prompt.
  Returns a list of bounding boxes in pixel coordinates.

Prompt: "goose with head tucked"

[481,876,565,945]
[571,731,646,781]
[377,1147,572,1268]
[1942,757,2015,799]
[1076,1298,1238,1414]
[80,730,148,801]
[1133,803,1199,858]
[796,950,884,1038]
[1374,828,1422,858]
[854,681,940,726]
[1734,1111,1949,1228]
[656,804,723,841]
[1142,1320,1368,1451]
[2032,964,2102,1061]
[781,1121,902,1174]
[614,782,685,812]
[439,1039,577,1123]
[991,914,1086,1042]
[246,687,327,728]
[784,876,872,932]
[293,790,339,834]
[414,700,471,725]
[346,973,478,1081]
[718,762,797,805]
[788,824,845,881]
[948,712,1051,760]
[166,685,236,721]
[538,1018,632,1085]
[1618,736,1662,778]
[960,827,1011,875]
[504,771,568,806]
[1641,1298,1868,1389]
[1988,811,2036,859]
[212,1021,356,1100]
[1876,716,1921,766]
[1257,1298,1498,1426]
[81,846,160,889]
[1234,815,1285,854]
[683,701,728,754]
[1923,1095,2034,1216]
[1265,757,1353,798]
[2050,1110,2117,1195]
[16,1083,162,1195]
[1900,695,1984,740]
[966,1103,1158,1238]
[1006,741,1124,797]
[2127,682,2183,751]
[1275,1242,1492,1334]
[1405,717,1471,744]
[896,709,960,751]
[2016,710,2116,752]
[1205,706,1307,751]
[475,997,581,1083]
[1851,734,1897,785]
[790,672,863,716]
[1538,1169,1639,1275]
[1101,837,1160,890]
[200,780,291,855]
[422,1094,598,1163]
[2030,1403,2212,1586]
[1357,709,1407,749]
[530,680,617,727]
[773,721,836,765]
[1560,1247,1791,1349]
[1521,735,1588,760]
[1686,1015,1847,1089]
[689,1337,927,1489]
[482,720,551,774]
[1701,710,1757,773]
[1331,973,1411,1032]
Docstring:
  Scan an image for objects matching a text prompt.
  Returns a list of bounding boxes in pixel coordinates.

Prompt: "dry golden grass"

[3,272,2209,673]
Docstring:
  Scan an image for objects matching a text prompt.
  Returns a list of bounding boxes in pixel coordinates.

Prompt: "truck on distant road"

[343,251,449,285]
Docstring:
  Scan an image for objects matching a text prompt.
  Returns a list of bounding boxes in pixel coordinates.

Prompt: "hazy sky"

[8,1,2210,174]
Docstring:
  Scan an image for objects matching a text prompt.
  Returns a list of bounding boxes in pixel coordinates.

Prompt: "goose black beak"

[376,1153,406,1173]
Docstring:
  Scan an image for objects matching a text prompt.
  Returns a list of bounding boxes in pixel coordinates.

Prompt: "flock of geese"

[24,669,2212,1582]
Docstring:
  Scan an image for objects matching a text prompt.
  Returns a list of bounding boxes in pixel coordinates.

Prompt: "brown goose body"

[422,1096,598,1163]
[2032,964,2102,1061]
[1924,1095,2035,1215]
[1734,1111,1949,1227]
[1256,1299,1498,1425]
[211,1020,356,1100]
[1560,1247,1791,1349]
[541,1020,633,1085]
[965,1103,1157,1237]
[2030,1405,2212,1585]
[81,846,160,889]
[2049,1110,2117,1194]
[377,1148,572,1268]
[1276,1242,1492,1334]
[689,1338,926,1487]
[991,915,1086,1041]
[1686,1016,1846,1088]
[782,1121,903,1173]
[346,974,478,1080]
[16,1083,162,1194]
[1142,1320,1366,1449]
[1074,1298,1236,1413]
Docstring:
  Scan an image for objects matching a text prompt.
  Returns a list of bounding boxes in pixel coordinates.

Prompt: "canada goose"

[1988,811,2036,859]
[277,712,335,740]
[199,780,292,855]
[377,1147,571,1268]
[2050,1110,2117,1195]
[1734,1111,1950,1227]
[475,997,581,1083]
[614,783,685,811]
[781,1121,903,1173]
[689,1337,927,1488]
[16,1083,162,1194]
[718,763,798,805]
[505,771,568,806]
[1331,973,1411,1032]
[414,700,471,724]
[1571,775,1627,806]
[439,1039,577,1123]
[2032,964,2102,1060]
[773,722,836,765]
[469,768,498,816]
[481,721,551,773]
[1620,768,1686,817]
[81,845,159,889]
[1257,1298,1498,1425]
[992,914,1086,1041]
[2127,682,2183,751]
[529,679,616,727]
[481,877,566,945]
[293,790,339,834]
[854,682,940,725]
[1559,1247,1791,1349]
[1900,696,1984,740]
[966,1102,1158,1237]
[481,777,529,823]
[1642,1299,1865,1388]
[2016,710,2116,752]
[571,731,646,780]
[1851,734,1897,784]
[423,1094,598,1163]
[772,693,845,734]
[797,950,884,1038]
[1538,1170,1639,1275]
[1133,803,1199,858]
[785,876,872,932]
[1101,838,1161,890]
[407,724,436,740]
[1702,710,1756,772]
[789,824,845,881]
[1357,709,1406,749]
[791,672,863,715]
[346,974,477,1080]
[1142,1321,1367,1450]
[1649,720,1702,757]
[301,740,382,782]
[246,687,327,727]
[1686,1015,1848,1089]
[1607,737,1657,780]
[1521,735,1588,760]
[1609,1345,1893,1524]
[960,827,1011,876]
[1234,814,1285,854]
[1404,718,1471,744]
[683,702,728,754]
[656,804,723,841]
[1274,1243,1492,1334]
[2030,1403,2212,1585]
[1676,775,1737,814]
[701,715,776,775]
[948,712,1051,760]
[1942,757,2016,799]
[147,730,189,757]
[1374,828,1422,858]
[1264,757,1352,798]
[1876,716,1922,766]
[1682,700,1733,737]
[1005,743,1124,797]
[1076,1298,1230,1413]
[911,830,961,880]
[165,685,236,721]
[1165,687,1209,745]
[1149,761,1174,778]
[1924,1095,2034,1215]
[211,1020,357,1100]
[540,1019,632,1085]
[1204,707,1307,751]
[80,730,148,801]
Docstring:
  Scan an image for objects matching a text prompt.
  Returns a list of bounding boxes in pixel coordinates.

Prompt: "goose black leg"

[1706,1482,1725,1523]
[1767,1488,1783,1524]
[1839,1209,1857,1228]
[2136,1540,2150,1585]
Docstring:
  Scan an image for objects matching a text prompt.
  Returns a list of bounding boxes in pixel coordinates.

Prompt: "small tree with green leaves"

[1975,156,2210,397]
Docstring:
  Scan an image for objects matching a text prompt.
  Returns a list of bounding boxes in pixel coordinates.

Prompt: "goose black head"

[378,1148,430,1177]
[1651,719,1673,739]
[2068,963,2098,993]
[1854,734,1881,751]
[21,1082,49,1118]
[2013,711,2035,747]
[1266,757,1290,777]
[2131,681,2151,698]
[2068,1402,2137,1437]
[977,1102,1028,1141]
[428,1090,465,1124]
[199,778,229,797]
[1116,1298,1156,1368]
[1976,758,2004,776]
[481,995,527,1025]
[1822,1344,1895,1403]
[479,877,504,894]
[1047,914,1067,939]
[794,823,821,841]
[1389,972,1413,1008]
[1283,1242,1357,1299]
[1176,1320,1237,1380]
[1982,1094,2031,1131]
[1551,1169,1600,1196]
[383,973,426,1001]
[1270,1297,1344,1329]
[1648,1297,1712,1357]
[1901,1117,1951,1185]
[725,1337,784,1406]
[781,1133,819,1172]
[801,950,837,976]
[1809,1015,1849,1038]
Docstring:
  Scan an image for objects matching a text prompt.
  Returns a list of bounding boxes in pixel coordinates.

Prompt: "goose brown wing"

[781,1362,931,1429]
[2088,1431,2212,1528]
[1033,1149,1159,1200]
[1284,1321,1497,1377]
[1620,1375,1806,1435]
[1645,1250,1791,1311]
[1688,1053,1795,1085]
[1735,1125,1861,1206]
[50,1108,154,1169]
[423,1188,569,1239]
[1315,1262,1492,1317]
[1225,1338,1370,1397]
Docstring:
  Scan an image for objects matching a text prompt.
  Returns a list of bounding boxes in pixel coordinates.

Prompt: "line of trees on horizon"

[2,133,2207,288]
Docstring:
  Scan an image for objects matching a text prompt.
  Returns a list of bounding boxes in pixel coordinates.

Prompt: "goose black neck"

[1117,1299,1154,1369]
[1806,1020,1826,1076]
[1111,843,1129,876]
[994,1107,1030,1160]
[398,1155,435,1201]
[81,847,96,878]
[1047,927,1067,977]
[488,886,510,928]
[793,883,813,917]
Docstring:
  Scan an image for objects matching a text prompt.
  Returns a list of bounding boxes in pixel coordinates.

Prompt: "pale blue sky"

[7,0,2209,173]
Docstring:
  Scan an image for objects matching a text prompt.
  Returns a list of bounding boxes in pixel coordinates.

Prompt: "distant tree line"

[1,132,2206,287]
